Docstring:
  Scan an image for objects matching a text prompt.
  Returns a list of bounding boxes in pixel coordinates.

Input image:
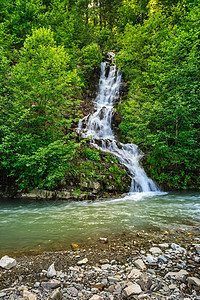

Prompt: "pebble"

[134,259,146,270]
[47,263,57,278]
[149,247,162,255]
[0,236,199,300]
[77,258,88,265]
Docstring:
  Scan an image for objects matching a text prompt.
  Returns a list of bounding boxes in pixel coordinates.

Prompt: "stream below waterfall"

[0,192,200,255]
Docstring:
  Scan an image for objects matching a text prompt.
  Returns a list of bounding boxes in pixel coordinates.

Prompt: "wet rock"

[99,237,108,243]
[47,263,57,278]
[134,259,146,270]
[71,243,79,251]
[0,255,17,269]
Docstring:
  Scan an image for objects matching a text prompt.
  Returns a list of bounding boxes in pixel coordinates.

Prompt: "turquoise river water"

[0,191,200,255]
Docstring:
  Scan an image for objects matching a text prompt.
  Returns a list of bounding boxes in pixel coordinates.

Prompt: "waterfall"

[78,60,159,193]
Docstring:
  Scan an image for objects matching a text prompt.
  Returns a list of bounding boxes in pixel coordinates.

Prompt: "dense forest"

[0,0,199,196]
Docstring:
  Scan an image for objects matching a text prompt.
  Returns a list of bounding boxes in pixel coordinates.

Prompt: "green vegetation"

[0,0,199,195]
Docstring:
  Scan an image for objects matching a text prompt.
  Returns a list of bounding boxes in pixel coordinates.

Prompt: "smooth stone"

[124,283,142,296]
[165,270,188,280]
[134,259,146,270]
[0,292,6,297]
[149,247,162,255]
[128,268,142,279]
[108,276,120,283]
[158,255,168,264]
[101,264,111,270]
[187,277,200,287]
[23,290,37,300]
[171,243,187,253]
[41,280,61,290]
[89,295,102,300]
[77,258,88,265]
[66,287,78,296]
[146,256,158,265]
[47,263,57,278]
[159,243,169,248]
[50,288,62,300]
[138,294,150,299]
[99,237,108,243]
[0,256,17,269]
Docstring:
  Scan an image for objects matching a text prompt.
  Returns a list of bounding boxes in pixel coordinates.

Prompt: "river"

[0,191,199,255]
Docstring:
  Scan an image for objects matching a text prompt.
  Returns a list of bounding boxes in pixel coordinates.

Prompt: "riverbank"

[0,227,199,299]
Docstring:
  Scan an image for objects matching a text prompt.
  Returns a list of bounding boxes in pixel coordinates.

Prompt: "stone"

[165,270,188,280]
[108,276,120,283]
[149,247,162,255]
[71,243,79,250]
[138,294,150,299]
[145,256,158,265]
[23,290,37,300]
[124,283,142,296]
[77,258,88,265]
[187,277,200,287]
[89,295,102,300]
[159,243,169,248]
[101,264,111,270]
[138,277,152,291]
[134,259,146,270]
[66,287,78,297]
[41,280,61,290]
[50,288,62,300]
[128,268,142,279]
[171,243,187,253]
[0,255,17,269]
[99,237,108,243]
[47,263,57,278]
[157,255,168,264]
[0,292,6,298]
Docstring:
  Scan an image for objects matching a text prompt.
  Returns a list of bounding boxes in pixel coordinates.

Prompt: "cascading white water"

[78,60,159,193]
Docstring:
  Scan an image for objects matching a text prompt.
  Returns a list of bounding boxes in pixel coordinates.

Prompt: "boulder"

[0,255,17,269]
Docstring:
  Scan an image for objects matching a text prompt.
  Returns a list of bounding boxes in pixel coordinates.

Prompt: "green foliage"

[116,6,200,190]
[80,42,102,73]
[12,27,82,138]
[0,0,200,193]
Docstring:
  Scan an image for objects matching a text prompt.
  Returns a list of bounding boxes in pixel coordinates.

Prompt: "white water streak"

[78,61,159,193]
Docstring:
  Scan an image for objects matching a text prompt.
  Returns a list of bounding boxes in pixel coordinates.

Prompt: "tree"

[12,27,82,139]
